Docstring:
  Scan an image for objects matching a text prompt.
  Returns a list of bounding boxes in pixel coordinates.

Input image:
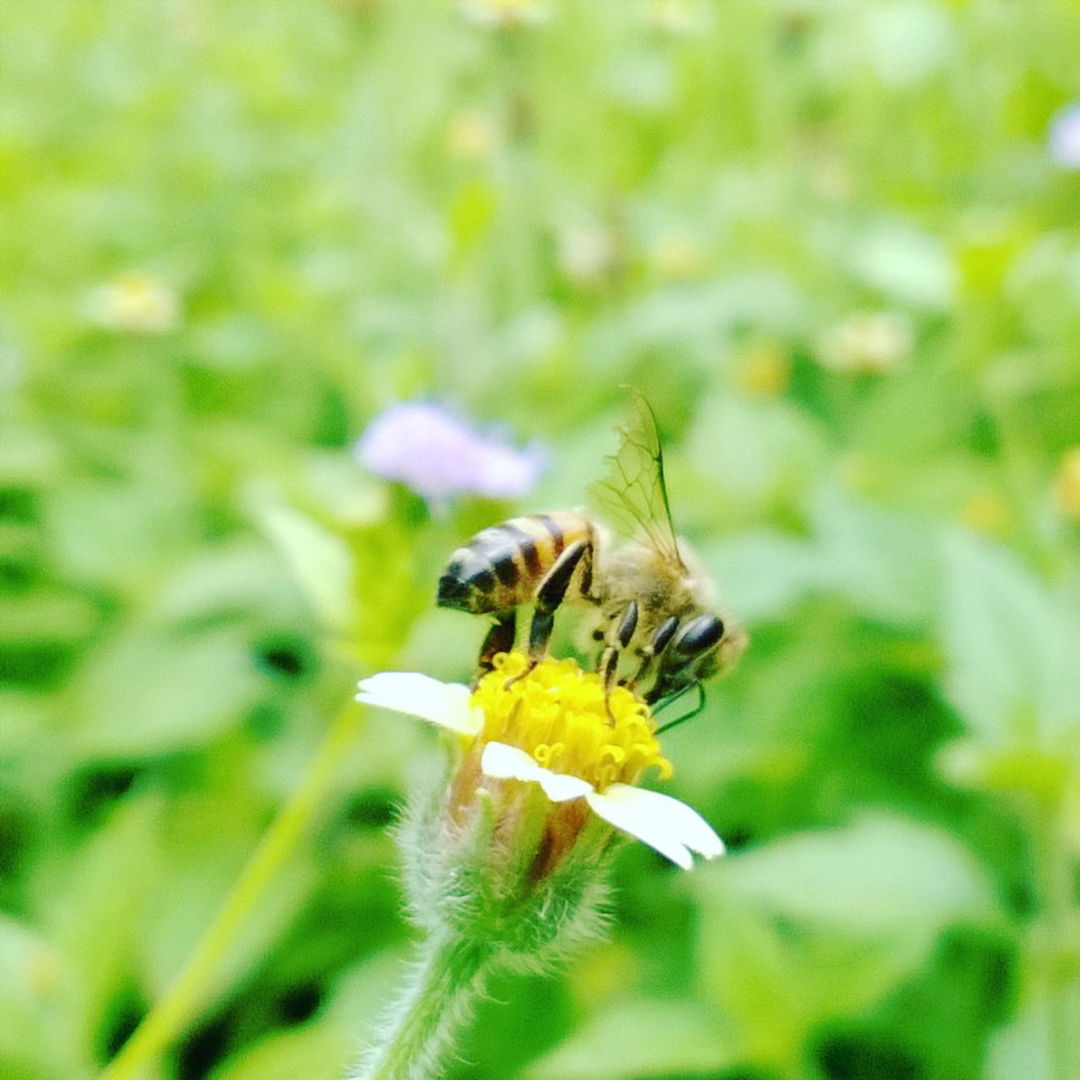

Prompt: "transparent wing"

[590,390,684,567]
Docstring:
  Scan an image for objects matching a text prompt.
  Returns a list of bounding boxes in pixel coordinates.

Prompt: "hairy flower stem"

[352,931,491,1080]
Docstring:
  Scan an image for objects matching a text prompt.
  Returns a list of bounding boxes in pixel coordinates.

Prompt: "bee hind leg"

[474,611,516,689]
[505,538,591,689]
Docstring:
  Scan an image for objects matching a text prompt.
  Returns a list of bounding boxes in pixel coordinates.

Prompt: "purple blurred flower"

[1048,103,1080,169]
[355,402,546,509]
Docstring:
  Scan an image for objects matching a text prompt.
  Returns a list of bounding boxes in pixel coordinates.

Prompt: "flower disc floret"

[472,653,673,790]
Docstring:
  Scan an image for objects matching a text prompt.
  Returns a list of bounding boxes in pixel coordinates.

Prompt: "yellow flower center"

[471,652,673,791]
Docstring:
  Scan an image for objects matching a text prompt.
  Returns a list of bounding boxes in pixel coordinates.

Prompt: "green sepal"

[398,768,618,973]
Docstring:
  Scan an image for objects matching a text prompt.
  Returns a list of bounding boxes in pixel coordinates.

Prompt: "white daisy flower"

[357,652,724,869]
[817,310,913,375]
[85,271,180,334]
[458,0,552,31]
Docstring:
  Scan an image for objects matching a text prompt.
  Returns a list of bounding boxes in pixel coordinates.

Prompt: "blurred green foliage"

[2,2,1079,1079]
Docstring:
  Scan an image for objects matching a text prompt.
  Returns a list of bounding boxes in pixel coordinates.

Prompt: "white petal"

[480,742,594,802]
[586,784,725,869]
[356,672,482,736]
[539,771,595,802]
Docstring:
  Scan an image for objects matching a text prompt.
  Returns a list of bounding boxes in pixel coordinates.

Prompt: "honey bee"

[436,391,746,727]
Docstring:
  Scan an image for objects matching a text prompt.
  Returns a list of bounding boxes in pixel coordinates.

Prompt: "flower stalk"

[350,928,491,1080]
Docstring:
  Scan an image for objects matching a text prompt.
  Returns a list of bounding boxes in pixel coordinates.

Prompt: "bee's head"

[649,611,748,703]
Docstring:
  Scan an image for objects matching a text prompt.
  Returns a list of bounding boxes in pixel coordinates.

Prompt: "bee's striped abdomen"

[437,512,591,614]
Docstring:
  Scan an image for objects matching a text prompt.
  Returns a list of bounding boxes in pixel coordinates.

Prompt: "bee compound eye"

[672,614,724,658]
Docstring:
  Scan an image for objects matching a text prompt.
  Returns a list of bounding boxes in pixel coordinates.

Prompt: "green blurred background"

[2,2,1079,1078]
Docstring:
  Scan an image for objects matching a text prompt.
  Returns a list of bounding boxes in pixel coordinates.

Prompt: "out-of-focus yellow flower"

[445,109,498,161]
[817,310,912,375]
[961,491,1011,536]
[837,450,878,494]
[458,0,551,30]
[809,153,855,202]
[733,341,791,396]
[86,272,180,334]
[567,942,637,1011]
[650,229,708,281]
[1052,447,1080,518]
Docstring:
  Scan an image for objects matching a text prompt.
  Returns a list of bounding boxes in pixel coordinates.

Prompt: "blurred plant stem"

[349,929,489,1080]
[98,700,363,1080]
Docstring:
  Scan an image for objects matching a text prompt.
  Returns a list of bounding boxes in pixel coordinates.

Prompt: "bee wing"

[590,390,685,568]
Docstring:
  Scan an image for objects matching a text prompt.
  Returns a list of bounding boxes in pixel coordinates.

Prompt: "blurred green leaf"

[846,221,956,311]
[65,621,267,757]
[45,793,165,1064]
[693,813,997,1070]
[249,493,357,636]
[0,916,89,1080]
[985,992,1071,1080]
[707,812,995,933]
[811,483,939,624]
[154,544,307,628]
[527,996,735,1080]
[703,529,821,623]
[685,393,827,510]
[705,484,938,624]
[0,589,100,648]
[208,1022,348,1080]
[144,831,320,1011]
[941,529,1080,742]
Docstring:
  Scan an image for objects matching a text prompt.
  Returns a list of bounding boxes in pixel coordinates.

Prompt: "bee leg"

[506,538,591,688]
[652,683,706,736]
[599,600,638,719]
[631,615,680,696]
[599,600,639,688]
[577,528,597,601]
[474,611,517,688]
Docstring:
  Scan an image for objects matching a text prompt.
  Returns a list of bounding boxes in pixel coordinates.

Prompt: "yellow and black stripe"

[437,511,592,614]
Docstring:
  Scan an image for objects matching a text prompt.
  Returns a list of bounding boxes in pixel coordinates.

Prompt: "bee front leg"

[631,615,680,697]
[598,600,638,693]
[507,538,591,688]
[475,611,516,688]
[597,600,639,722]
